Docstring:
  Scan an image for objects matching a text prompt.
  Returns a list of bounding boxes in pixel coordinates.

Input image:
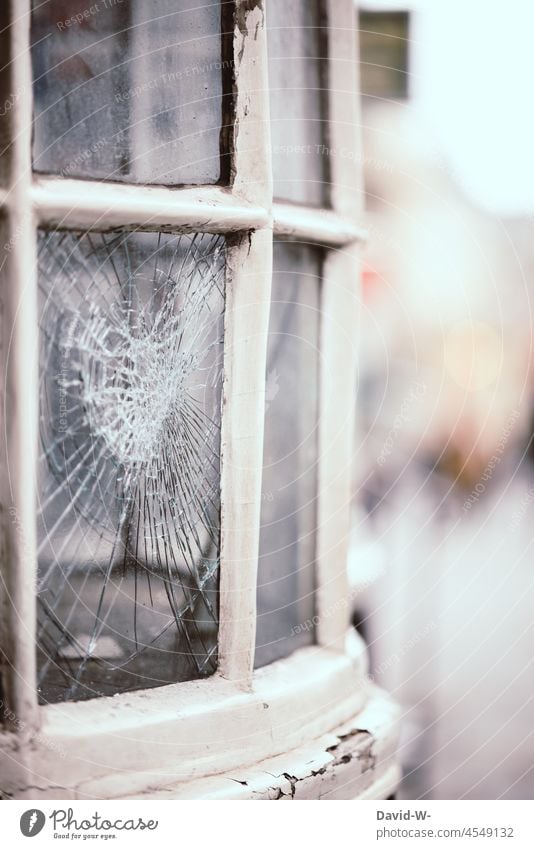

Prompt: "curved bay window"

[0,0,399,799]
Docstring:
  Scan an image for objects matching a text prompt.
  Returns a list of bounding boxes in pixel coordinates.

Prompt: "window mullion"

[316,0,363,650]
[316,245,361,651]
[217,1,273,686]
[0,0,39,730]
[231,1,273,210]
[324,0,363,220]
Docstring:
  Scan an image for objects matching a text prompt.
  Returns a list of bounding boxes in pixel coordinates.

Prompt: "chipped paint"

[235,0,265,41]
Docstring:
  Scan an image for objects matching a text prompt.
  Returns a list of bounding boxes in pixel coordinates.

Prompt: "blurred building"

[353,0,534,799]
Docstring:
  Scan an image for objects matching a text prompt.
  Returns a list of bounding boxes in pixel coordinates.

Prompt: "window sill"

[0,633,399,799]
[99,685,401,800]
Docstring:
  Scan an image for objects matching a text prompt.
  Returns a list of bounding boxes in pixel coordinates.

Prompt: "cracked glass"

[255,242,320,667]
[31,0,227,185]
[37,230,225,703]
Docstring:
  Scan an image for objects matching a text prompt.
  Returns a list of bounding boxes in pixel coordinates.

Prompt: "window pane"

[359,11,410,100]
[37,230,224,703]
[31,0,227,185]
[267,0,327,205]
[255,243,320,668]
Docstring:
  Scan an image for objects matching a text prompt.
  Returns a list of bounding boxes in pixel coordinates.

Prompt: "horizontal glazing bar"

[30,179,270,233]
[274,201,367,247]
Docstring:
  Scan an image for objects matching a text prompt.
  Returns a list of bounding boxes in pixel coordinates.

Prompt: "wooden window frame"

[0,0,399,799]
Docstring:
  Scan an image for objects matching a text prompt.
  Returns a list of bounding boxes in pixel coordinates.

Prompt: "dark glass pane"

[359,11,410,100]
[31,0,226,185]
[255,243,320,667]
[37,230,225,702]
[267,0,327,205]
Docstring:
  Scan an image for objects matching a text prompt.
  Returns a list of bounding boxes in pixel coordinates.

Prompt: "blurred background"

[351,0,534,799]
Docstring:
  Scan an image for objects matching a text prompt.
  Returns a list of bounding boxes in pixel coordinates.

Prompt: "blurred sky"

[361,0,534,216]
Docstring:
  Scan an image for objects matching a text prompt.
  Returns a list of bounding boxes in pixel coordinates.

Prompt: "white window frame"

[0,0,399,799]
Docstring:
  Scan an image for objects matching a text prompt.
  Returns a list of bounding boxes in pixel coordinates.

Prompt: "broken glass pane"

[31,0,227,185]
[255,242,320,668]
[267,0,327,205]
[37,230,225,703]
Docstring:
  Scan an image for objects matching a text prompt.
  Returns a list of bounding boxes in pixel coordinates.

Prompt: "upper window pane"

[267,0,327,205]
[37,230,224,702]
[255,242,320,668]
[31,0,227,185]
[359,11,410,101]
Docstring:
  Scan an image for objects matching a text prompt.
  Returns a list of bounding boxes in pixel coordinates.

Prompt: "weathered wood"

[218,230,273,685]
[31,179,269,233]
[0,0,39,734]
[274,201,366,247]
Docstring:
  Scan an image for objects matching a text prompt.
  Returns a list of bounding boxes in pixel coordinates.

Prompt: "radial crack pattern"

[37,230,225,703]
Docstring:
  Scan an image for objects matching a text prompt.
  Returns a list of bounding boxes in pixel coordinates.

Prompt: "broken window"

[0,0,375,802]
[37,230,225,703]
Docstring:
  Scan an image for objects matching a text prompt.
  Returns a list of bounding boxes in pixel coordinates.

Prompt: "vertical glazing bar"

[316,0,363,650]
[324,0,363,219]
[230,1,273,208]
[316,246,362,651]
[218,0,273,685]
[0,0,39,728]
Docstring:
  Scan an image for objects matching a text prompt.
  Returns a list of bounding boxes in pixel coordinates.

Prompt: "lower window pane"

[255,242,321,667]
[37,230,224,702]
